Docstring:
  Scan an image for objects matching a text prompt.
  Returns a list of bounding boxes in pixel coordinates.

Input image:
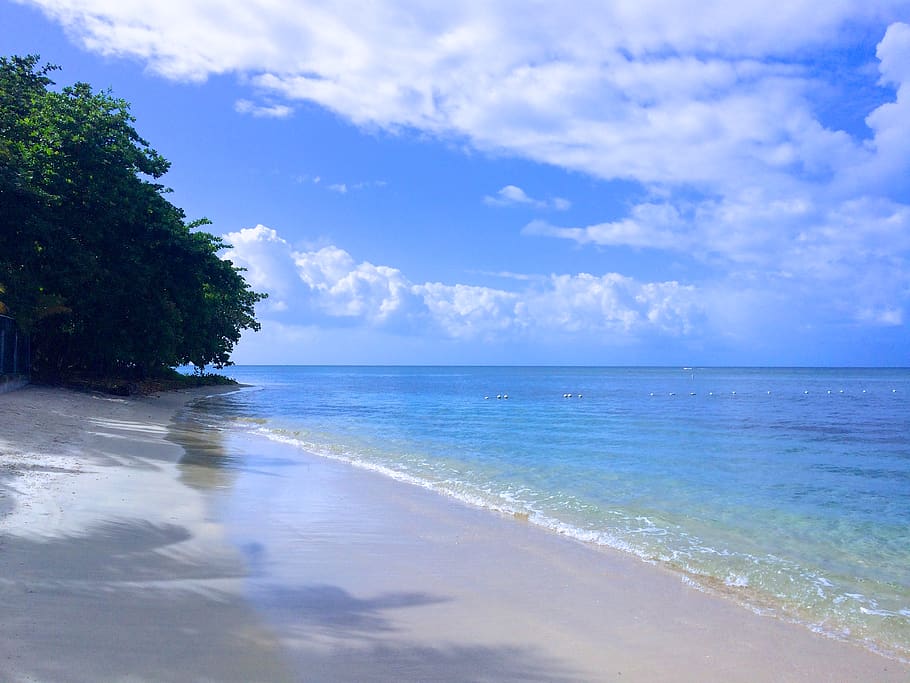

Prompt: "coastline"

[1,385,908,681]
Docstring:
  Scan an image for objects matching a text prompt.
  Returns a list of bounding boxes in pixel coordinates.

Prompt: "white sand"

[0,385,295,682]
[1,384,908,682]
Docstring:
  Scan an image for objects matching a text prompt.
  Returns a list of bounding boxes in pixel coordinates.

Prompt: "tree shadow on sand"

[0,523,590,682]
[253,583,449,634]
[249,583,589,682]
[0,520,296,682]
[1,519,239,584]
[290,642,588,683]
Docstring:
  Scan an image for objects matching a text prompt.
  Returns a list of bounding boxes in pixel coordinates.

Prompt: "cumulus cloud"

[221,225,300,312]
[222,220,906,358]
[484,185,570,210]
[222,224,703,341]
[292,246,415,323]
[848,21,910,196]
[520,273,699,336]
[414,282,520,337]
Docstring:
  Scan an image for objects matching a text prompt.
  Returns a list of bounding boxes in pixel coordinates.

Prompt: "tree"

[0,55,265,379]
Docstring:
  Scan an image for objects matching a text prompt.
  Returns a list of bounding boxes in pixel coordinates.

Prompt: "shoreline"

[2,385,908,681]
[203,425,910,681]
[249,427,910,666]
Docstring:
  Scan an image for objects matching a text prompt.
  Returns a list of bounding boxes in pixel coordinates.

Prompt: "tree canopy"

[0,55,265,380]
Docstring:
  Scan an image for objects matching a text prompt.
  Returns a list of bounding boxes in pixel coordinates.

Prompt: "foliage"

[0,55,265,380]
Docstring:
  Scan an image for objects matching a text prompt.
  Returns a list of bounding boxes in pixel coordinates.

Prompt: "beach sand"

[1,385,908,682]
[0,386,295,683]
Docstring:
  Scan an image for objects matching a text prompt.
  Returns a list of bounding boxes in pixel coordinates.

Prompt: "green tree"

[0,55,265,379]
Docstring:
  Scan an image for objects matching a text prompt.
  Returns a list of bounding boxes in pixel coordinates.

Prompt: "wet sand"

[0,385,294,682]
[1,385,908,681]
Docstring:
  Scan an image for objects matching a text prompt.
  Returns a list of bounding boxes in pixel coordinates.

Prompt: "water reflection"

[169,410,241,491]
[169,404,297,492]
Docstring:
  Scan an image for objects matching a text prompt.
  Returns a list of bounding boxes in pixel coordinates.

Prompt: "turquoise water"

[195,366,910,659]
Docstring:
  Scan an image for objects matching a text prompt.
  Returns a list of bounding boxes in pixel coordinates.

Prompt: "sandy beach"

[0,386,295,682]
[1,385,908,682]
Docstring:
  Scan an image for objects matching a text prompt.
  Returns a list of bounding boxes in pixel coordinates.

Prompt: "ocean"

[188,366,910,660]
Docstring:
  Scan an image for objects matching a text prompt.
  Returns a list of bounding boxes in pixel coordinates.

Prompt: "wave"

[225,419,910,662]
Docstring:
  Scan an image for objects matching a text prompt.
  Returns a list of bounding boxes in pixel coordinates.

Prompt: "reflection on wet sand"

[170,411,240,491]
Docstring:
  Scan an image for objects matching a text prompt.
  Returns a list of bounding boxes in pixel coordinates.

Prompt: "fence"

[0,315,30,376]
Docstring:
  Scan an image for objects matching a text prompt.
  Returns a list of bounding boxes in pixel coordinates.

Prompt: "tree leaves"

[0,54,264,379]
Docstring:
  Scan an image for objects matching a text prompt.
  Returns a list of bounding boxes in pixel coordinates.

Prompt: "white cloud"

[25,1,907,192]
[846,22,910,195]
[414,282,520,338]
[527,187,910,329]
[222,222,906,357]
[234,99,293,118]
[337,180,387,193]
[292,246,414,323]
[520,273,699,336]
[484,185,570,210]
[484,185,536,207]
[308,178,386,194]
[222,224,702,341]
[877,22,910,88]
[523,203,684,249]
[221,225,300,305]
[353,180,388,190]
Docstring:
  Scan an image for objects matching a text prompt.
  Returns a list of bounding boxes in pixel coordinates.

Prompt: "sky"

[2,0,909,366]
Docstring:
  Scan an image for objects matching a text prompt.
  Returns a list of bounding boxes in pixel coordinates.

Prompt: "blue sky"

[2,1,909,366]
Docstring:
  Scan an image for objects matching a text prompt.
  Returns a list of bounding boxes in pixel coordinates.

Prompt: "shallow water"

[191,366,910,659]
